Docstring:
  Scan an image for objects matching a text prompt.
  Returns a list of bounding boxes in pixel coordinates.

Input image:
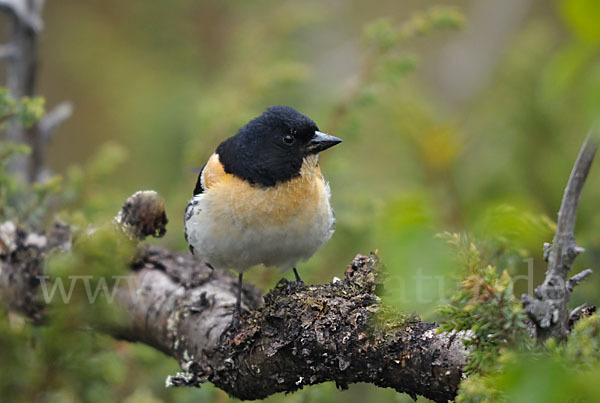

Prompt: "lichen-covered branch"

[522,132,598,341]
[0,219,69,322]
[152,253,466,402]
[0,191,468,402]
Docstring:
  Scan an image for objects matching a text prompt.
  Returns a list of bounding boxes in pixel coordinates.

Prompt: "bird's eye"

[283,134,295,145]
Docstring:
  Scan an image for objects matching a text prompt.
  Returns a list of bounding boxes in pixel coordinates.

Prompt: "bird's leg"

[233,272,243,328]
[293,267,303,283]
[236,272,243,314]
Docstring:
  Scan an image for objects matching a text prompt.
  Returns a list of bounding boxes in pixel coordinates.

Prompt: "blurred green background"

[4,0,600,401]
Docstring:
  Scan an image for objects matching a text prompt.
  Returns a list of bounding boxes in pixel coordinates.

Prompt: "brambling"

[184,106,342,317]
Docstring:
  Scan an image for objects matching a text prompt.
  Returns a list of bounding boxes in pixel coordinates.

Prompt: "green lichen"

[369,304,420,337]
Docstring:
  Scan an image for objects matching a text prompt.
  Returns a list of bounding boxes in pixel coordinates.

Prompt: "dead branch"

[522,132,598,341]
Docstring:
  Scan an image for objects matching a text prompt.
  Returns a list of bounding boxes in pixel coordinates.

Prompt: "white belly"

[184,164,334,272]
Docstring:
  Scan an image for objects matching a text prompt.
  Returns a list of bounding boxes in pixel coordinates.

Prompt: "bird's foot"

[231,309,241,331]
[293,267,303,284]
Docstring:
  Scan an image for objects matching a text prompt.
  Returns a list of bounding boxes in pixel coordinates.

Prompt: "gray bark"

[1,0,72,182]
[522,132,598,341]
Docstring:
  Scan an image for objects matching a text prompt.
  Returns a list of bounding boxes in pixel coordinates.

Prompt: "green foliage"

[438,234,600,403]
[363,6,464,52]
[380,54,418,84]
[457,316,600,402]
[0,120,129,228]
[437,233,532,374]
[0,86,166,401]
[561,315,600,368]
[0,142,30,217]
[559,0,600,43]
[0,221,155,402]
[0,304,200,402]
[360,6,463,93]
[0,90,53,225]
[472,204,556,274]
[46,224,136,328]
[0,96,131,225]
[363,18,398,52]
[0,88,45,128]
[0,145,64,225]
[397,6,464,39]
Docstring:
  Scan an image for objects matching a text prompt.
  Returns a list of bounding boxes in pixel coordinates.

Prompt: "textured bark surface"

[0,220,69,322]
[0,205,468,402]
[156,253,467,402]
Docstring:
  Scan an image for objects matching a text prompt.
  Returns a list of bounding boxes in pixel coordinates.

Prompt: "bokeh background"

[4,0,600,401]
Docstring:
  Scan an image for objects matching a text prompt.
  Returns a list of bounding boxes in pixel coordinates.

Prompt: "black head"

[215,106,342,187]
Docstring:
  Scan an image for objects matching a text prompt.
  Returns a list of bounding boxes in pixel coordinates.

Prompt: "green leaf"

[363,18,399,52]
[559,0,600,43]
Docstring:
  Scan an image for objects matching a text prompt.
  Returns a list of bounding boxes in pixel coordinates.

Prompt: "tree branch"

[1,0,43,180]
[522,131,598,341]
[0,191,468,402]
[1,0,72,182]
[37,101,73,144]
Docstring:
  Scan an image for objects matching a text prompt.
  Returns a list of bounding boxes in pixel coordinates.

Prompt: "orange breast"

[202,153,227,189]
[202,154,328,228]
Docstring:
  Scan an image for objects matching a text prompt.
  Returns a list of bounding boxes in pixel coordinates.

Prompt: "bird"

[184,105,342,320]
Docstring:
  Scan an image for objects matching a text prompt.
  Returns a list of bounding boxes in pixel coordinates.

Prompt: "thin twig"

[567,269,593,293]
[37,101,73,143]
[0,0,43,32]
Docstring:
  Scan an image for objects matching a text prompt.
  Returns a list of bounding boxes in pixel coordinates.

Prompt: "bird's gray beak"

[306,131,343,154]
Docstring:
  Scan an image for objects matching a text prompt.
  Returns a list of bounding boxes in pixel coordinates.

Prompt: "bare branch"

[38,101,73,143]
[522,131,598,341]
[0,0,44,32]
[567,269,593,293]
[0,43,17,60]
